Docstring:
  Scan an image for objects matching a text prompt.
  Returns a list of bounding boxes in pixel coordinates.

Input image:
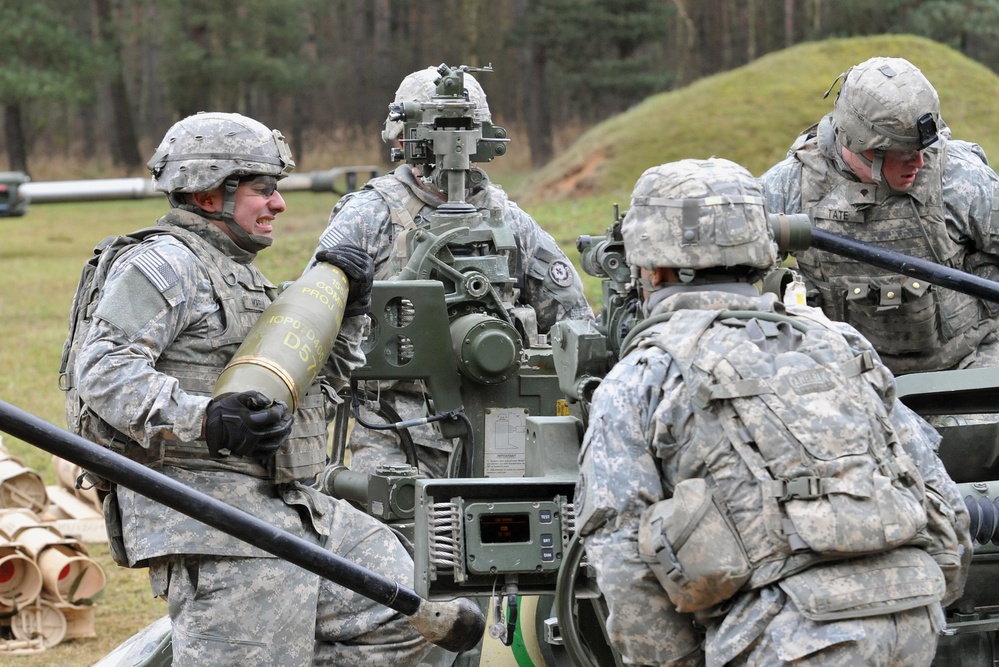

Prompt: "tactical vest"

[61,222,329,484]
[626,306,933,594]
[796,140,985,372]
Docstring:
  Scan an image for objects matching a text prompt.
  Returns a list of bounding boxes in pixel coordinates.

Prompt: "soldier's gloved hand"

[204,391,293,459]
[315,244,374,317]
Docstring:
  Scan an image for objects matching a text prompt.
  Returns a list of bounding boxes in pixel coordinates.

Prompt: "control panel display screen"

[479,513,530,544]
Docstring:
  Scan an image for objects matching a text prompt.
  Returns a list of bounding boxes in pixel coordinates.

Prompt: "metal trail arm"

[0,398,485,653]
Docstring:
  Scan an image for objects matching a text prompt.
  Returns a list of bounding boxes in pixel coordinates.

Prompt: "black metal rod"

[0,398,421,615]
[811,227,999,305]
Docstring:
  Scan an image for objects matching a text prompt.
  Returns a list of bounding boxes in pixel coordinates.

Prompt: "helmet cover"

[832,57,941,153]
[621,158,778,271]
[147,112,295,193]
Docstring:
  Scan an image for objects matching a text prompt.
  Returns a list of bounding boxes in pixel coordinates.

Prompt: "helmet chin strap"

[853,150,884,184]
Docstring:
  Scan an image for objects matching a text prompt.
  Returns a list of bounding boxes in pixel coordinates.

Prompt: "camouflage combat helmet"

[146,112,295,251]
[621,158,778,275]
[832,57,940,155]
[381,66,491,144]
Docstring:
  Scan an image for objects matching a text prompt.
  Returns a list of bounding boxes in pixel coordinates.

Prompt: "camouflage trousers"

[151,496,431,667]
[710,587,943,667]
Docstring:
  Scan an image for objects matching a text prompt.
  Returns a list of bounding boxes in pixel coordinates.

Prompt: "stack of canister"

[0,445,47,516]
[0,509,106,651]
[0,438,105,653]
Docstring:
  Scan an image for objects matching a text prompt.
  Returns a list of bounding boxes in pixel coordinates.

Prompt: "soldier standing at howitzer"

[310,66,593,478]
[67,112,433,666]
[575,158,971,666]
[760,56,999,377]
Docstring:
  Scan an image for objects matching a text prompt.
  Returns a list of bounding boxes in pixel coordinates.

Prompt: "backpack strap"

[368,176,428,277]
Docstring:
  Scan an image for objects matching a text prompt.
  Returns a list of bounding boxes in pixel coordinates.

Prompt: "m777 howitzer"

[315,63,610,666]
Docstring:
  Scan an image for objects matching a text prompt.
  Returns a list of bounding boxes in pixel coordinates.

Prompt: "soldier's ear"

[192,190,223,213]
[647,268,674,287]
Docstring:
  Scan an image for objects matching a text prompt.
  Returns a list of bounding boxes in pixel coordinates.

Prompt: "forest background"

[6,0,999,179]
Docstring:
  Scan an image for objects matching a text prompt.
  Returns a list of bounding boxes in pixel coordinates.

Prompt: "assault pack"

[626,307,954,613]
[58,227,175,449]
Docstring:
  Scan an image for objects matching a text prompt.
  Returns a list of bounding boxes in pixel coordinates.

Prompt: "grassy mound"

[517,34,999,208]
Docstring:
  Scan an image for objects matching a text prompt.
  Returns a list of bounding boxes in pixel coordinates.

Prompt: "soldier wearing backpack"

[312,66,593,478]
[575,158,971,666]
[68,112,432,666]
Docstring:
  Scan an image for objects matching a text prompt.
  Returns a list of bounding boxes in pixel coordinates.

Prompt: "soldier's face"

[232,176,286,238]
[845,148,925,191]
[874,149,925,191]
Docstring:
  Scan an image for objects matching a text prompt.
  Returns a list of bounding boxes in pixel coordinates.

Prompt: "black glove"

[315,244,374,317]
[204,391,293,459]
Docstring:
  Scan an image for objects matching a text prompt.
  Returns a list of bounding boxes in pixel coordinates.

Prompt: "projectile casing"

[213,263,349,411]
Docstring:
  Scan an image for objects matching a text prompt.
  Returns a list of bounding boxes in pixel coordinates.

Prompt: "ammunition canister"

[0,537,42,607]
[214,263,349,411]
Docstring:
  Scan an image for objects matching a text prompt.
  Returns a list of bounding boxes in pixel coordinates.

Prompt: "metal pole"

[810,227,999,305]
[767,214,999,305]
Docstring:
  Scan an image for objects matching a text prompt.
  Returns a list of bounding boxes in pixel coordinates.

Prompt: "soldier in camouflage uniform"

[576,158,971,666]
[760,56,999,376]
[310,67,593,478]
[75,112,431,667]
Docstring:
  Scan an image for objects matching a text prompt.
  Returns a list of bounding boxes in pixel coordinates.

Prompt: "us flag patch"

[319,227,346,248]
[133,249,180,292]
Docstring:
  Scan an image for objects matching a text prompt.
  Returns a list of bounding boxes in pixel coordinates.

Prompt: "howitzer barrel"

[213,262,349,411]
[768,213,999,304]
[19,167,380,204]
[0,400,485,653]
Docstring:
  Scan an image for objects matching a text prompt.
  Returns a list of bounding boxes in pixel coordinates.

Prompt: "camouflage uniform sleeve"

[310,189,396,275]
[505,202,594,330]
[943,140,999,311]
[758,155,805,216]
[576,351,704,665]
[889,399,972,605]
[75,239,211,448]
[320,315,366,389]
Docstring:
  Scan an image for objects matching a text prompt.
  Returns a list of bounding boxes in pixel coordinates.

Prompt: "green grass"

[5,33,999,664]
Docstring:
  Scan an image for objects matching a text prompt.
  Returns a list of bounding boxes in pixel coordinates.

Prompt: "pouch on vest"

[102,487,133,568]
[638,477,751,612]
[782,471,927,554]
[778,547,944,621]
